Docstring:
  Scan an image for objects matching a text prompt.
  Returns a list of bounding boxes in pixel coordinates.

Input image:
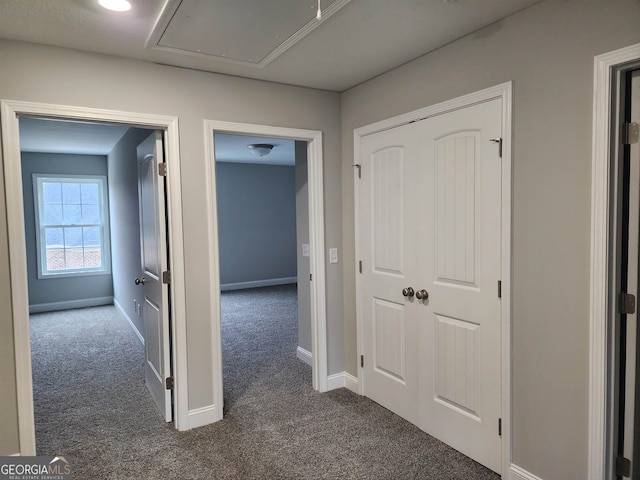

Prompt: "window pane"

[84,247,102,268]
[83,226,101,247]
[63,204,82,224]
[64,227,83,248]
[44,228,64,248]
[43,205,63,225]
[65,248,84,269]
[42,182,61,205]
[46,249,65,271]
[81,183,99,205]
[62,183,81,204]
[81,204,100,224]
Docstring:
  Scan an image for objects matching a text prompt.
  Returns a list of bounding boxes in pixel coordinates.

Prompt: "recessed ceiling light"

[98,0,131,12]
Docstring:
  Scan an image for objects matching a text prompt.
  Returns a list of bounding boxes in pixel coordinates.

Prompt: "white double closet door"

[359,98,503,473]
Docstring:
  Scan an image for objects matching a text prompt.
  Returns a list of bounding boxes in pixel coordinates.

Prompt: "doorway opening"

[213,133,312,412]
[1,100,189,455]
[589,42,640,480]
[204,120,327,420]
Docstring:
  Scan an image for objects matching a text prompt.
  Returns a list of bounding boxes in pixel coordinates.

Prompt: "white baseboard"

[188,405,221,429]
[297,346,313,366]
[510,464,544,480]
[114,298,144,346]
[29,296,113,314]
[327,371,359,393]
[220,277,297,292]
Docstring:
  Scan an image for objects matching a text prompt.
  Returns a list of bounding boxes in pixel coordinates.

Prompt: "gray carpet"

[30,285,500,479]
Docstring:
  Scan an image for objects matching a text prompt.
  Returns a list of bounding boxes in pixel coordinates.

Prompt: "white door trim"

[353,82,512,476]
[589,42,640,480]
[203,120,328,419]
[0,100,190,455]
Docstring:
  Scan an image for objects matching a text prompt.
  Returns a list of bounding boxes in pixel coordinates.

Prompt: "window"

[33,174,111,278]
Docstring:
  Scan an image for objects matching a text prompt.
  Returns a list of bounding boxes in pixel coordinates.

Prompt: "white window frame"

[33,173,111,279]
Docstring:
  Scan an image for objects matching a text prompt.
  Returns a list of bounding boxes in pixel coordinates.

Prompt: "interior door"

[359,98,503,473]
[416,99,502,473]
[136,131,172,422]
[617,68,640,479]
[359,123,421,425]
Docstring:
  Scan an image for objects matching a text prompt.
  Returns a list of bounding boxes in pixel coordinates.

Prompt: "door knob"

[135,277,146,285]
[402,287,415,298]
[415,289,429,300]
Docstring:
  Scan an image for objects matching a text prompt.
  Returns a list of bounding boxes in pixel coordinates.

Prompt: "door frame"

[0,99,189,455]
[353,82,512,475]
[589,42,640,479]
[203,120,328,414]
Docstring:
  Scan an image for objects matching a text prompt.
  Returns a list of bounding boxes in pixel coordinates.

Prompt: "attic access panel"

[150,0,350,67]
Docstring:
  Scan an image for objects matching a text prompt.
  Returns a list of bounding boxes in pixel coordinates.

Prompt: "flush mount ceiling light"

[98,0,131,12]
[247,144,274,157]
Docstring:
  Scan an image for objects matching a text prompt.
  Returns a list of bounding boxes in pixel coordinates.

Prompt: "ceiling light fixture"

[317,0,322,20]
[247,144,274,157]
[98,0,132,12]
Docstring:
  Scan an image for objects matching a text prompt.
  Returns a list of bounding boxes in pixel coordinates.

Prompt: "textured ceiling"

[0,0,541,92]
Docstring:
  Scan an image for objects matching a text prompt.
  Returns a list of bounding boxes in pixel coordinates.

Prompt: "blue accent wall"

[21,152,113,311]
[216,162,297,287]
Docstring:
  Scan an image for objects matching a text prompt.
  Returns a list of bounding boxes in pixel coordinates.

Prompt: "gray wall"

[21,152,113,310]
[340,1,640,479]
[0,38,342,455]
[215,162,297,287]
[108,127,154,339]
[295,141,311,353]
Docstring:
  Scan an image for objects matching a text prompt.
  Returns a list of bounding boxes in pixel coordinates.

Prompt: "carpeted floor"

[30,285,500,479]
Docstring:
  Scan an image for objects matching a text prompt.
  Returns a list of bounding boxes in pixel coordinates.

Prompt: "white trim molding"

[510,464,544,480]
[187,405,219,430]
[1,100,190,455]
[220,276,297,292]
[297,346,313,366]
[204,120,328,424]
[327,372,359,393]
[589,42,640,480]
[114,298,144,346]
[29,296,113,314]
[353,82,513,476]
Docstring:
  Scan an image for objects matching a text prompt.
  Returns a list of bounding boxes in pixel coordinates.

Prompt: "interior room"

[1,1,640,479]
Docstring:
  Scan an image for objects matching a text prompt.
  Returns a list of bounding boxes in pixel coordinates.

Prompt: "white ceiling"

[19,117,130,155]
[19,117,296,166]
[0,0,541,92]
[215,134,295,167]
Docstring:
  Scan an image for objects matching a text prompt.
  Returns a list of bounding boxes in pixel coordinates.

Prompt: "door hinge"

[616,456,631,477]
[490,138,503,158]
[498,418,502,437]
[162,270,171,284]
[165,376,174,390]
[620,292,636,314]
[360,355,364,368]
[158,163,167,176]
[624,122,639,145]
[359,260,363,273]
[354,164,361,179]
[498,280,502,299]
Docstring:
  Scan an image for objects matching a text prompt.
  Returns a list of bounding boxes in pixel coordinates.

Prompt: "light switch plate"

[329,247,338,264]
[302,243,310,257]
